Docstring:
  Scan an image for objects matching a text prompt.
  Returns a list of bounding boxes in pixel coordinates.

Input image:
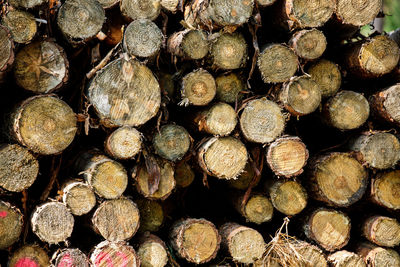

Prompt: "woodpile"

[1,0,400,266]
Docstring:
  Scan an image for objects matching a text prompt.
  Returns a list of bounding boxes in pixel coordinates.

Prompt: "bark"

[362,216,400,247]
[370,83,400,126]
[371,170,400,210]
[0,24,14,81]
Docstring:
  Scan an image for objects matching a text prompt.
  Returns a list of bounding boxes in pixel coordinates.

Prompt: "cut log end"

[269,180,308,216]
[258,44,298,83]
[181,68,216,106]
[280,76,321,116]
[294,241,328,267]
[0,201,23,250]
[175,162,195,188]
[336,0,382,26]
[211,32,248,70]
[0,144,39,192]
[215,72,245,103]
[285,0,335,28]
[309,153,368,207]
[153,124,191,162]
[9,0,47,9]
[57,0,105,42]
[8,244,50,267]
[12,95,77,155]
[161,0,179,12]
[98,0,119,9]
[240,98,285,144]
[0,24,14,74]
[168,30,209,60]
[237,194,273,224]
[92,198,140,242]
[90,241,140,267]
[62,181,96,216]
[120,0,161,21]
[195,102,237,136]
[208,0,254,26]
[308,59,341,98]
[363,216,400,247]
[371,170,400,210]
[105,126,142,160]
[88,58,161,127]
[227,162,256,190]
[14,40,68,93]
[305,209,351,251]
[328,250,365,267]
[220,223,265,264]
[370,84,400,125]
[170,218,220,264]
[137,233,168,267]
[52,248,89,267]
[357,243,400,267]
[31,202,74,244]
[136,199,164,233]
[124,19,163,58]
[324,90,370,130]
[198,137,248,179]
[2,10,37,44]
[135,161,176,200]
[256,0,276,6]
[289,29,327,60]
[267,136,308,177]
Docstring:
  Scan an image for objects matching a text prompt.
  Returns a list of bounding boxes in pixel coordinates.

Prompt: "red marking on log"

[0,211,7,218]
[15,258,39,267]
[95,251,129,267]
[95,251,113,267]
[58,253,73,267]
[116,251,128,267]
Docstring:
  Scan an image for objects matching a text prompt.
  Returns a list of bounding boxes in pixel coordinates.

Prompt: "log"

[88,57,161,127]
[134,161,176,200]
[8,244,50,267]
[92,198,140,242]
[370,83,400,126]
[174,161,195,188]
[57,0,105,43]
[170,218,220,264]
[327,250,366,267]
[0,201,23,250]
[235,193,273,224]
[90,241,140,267]
[181,68,216,106]
[31,201,74,244]
[10,95,77,155]
[120,0,161,21]
[344,35,400,78]
[215,72,245,104]
[158,72,175,99]
[136,199,164,233]
[371,170,400,210]
[52,248,89,267]
[9,0,47,8]
[227,162,256,190]
[362,216,400,247]
[104,126,142,160]
[293,241,328,267]
[268,180,308,216]
[75,151,128,199]
[266,136,308,178]
[308,152,368,207]
[239,98,285,143]
[335,0,382,27]
[0,24,14,79]
[167,29,209,60]
[356,243,400,267]
[193,102,237,136]
[152,124,191,162]
[257,44,298,83]
[136,233,168,267]
[14,40,69,94]
[123,19,163,58]
[219,222,265,264]
[278,75,321,116]
[289,29,327,60]
[304,208,351,251]
[1,10,37,44]
[161,0,179,12]
[307,59,341,98]
[97,0,119,9]
[256,0,276,7]
[198,136,248,179]
[349,131,400,170]
[62,180,96,216]
[211,32,248,70]
[0,144,39,192]
[323,90,370,130]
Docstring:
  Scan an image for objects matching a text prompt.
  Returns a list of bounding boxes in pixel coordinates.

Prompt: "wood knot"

[43,118,56,132]
[334,176,347,189]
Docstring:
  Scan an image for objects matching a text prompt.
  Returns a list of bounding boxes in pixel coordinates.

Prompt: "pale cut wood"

[219,223,265,264]
[335,0,382,26]
[240,98,285,143]
[181,68,216,106]
[357,243,400,267]
[235,193,273,224]
[363,216,400,247]
[170,218,220,264]
[370,83,400,126]
[211,32,248,70]
[31,202,74,244]
[215,72,245,103]
[0,201,23,250]
[308,152,368,207]
[52,248,89,267]
[153,124,191,162]
[90,241,140,267]
[371,170,400,210]
[258,44,298,83]
[11,95,77,155]
[136,199,164,233]
[256,0,276,6]
[120,0,161,21]
[328,250,366,267]
[174,162,195,188]
[87,57,161,127]
[62,180,96,216]
[104,126,142,160]
[14,40,69,94]
[269,180,308,216]
[161,0,179,12]
[291,241,328,267]
[289,29,327,60]
[167,29,209,60]
[92,198,140,242]
[8,244,50,267]
[97,0,119,8]
[307,59,341,98]
[136,233,168,267]
[283,0,335,28]
[9,0,47,8]
[0,144,39,192]
[0,25,14,78]
[1,10,37,44]
[198,137,248,179]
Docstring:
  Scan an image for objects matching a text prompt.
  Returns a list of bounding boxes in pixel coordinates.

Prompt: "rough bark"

[0,201,23,250]
[0,24,14,80]
[1,10,37,44]
[104,126,142,160]
[307,59,341,98]
[62,180,96,216]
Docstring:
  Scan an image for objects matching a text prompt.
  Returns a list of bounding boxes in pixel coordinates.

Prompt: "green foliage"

[384,0,400,32]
